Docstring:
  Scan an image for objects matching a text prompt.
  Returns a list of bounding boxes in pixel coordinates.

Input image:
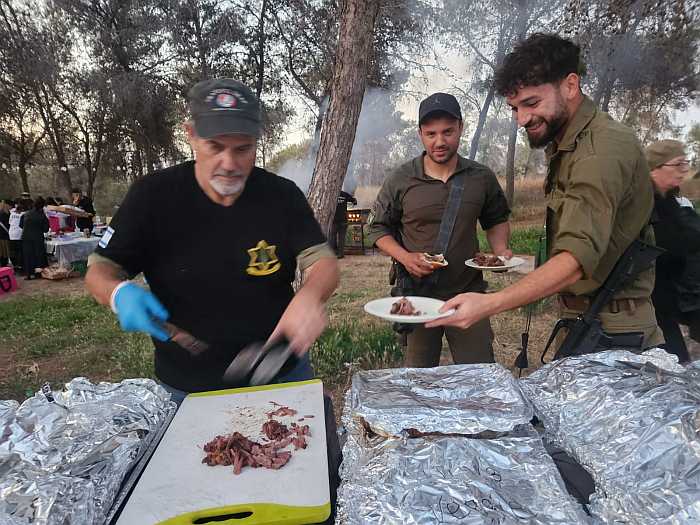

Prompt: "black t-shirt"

[0,210,9,240]
[333,191,357,224]
[95,161,326,391]
[76,196,95,230]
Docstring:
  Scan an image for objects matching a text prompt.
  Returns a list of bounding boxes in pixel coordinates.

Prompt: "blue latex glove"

[113,283,170,342]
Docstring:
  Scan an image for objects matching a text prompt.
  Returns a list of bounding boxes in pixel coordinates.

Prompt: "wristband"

[109,281,131,314]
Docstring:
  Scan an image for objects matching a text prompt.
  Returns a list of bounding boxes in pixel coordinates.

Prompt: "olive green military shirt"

[367,153,511,298]
[545,96,656,300]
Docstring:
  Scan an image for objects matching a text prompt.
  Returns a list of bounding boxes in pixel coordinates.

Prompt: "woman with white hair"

[646,139,700,362]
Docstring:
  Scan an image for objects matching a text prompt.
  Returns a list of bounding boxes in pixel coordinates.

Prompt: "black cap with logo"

[188,78,262,138]
[418,92,462,125]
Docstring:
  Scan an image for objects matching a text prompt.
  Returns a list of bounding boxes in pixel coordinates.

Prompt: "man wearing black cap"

[86,77,339,390]
[85,78,341,520]
[367,93,512,366]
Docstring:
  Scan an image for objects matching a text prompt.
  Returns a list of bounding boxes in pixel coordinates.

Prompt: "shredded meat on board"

[390,297,422,316]
[262,420,289,441]
[267,406,297,418]
[472,252,505,267]
[202,405,311,474]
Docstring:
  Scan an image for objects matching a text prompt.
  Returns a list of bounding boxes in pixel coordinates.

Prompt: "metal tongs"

[157,320,297,387]
[222,339,297,387]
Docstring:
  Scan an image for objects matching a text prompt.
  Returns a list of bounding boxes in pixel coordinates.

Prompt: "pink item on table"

[0,267,18,296]
[48,215,61,233]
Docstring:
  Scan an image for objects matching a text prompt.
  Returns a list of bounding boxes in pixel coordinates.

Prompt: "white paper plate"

[363,296,455,323]
[465,256,525,271]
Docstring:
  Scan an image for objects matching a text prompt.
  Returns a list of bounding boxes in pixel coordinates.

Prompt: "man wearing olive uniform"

[540,92,662,346]
[427,33,663,350]
[368,93,512,366]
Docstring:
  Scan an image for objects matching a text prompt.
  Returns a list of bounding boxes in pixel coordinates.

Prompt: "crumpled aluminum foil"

[0,377,176,525]
[338,365,587,524]
[338,426,590,524]
[521,349,700,524]
[344,364,533,436]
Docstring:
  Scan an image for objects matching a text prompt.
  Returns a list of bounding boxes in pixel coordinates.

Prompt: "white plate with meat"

[363,296,455,323]
[465,253,525,271]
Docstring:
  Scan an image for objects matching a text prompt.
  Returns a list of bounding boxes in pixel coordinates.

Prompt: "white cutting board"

[116,379,330,525]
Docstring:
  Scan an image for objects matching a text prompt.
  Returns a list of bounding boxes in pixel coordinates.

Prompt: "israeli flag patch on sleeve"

[98,227,115,249]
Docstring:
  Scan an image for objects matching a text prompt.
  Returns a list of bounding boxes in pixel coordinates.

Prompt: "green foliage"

[2,296,110,356]
[688,123,700,166]
[112,333,155,379]
[266,140,311,173]
[479,226,544,256]
[310,322,402,381]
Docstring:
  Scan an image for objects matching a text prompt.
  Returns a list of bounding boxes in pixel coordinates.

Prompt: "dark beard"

[527,113,567,148]
[428,148,456,164]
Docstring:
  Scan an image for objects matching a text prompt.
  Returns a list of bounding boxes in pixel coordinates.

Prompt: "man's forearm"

[486,222,510,254]
[85,262,127,306]
[375,235,409,262]
[299,257,339,302]
[484,251,583,316]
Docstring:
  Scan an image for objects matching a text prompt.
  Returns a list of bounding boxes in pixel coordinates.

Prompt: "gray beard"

[210,176,246,196]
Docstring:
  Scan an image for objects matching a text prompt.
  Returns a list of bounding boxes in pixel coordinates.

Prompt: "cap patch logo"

[205,88,249,111]
[215,93,236,108]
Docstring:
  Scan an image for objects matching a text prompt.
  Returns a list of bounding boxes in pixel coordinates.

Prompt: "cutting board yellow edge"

[157,502,331,525]
[187,379,322,398]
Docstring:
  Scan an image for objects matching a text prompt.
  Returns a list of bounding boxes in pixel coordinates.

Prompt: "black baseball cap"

[418,92,462,125]
[188,78,262,138]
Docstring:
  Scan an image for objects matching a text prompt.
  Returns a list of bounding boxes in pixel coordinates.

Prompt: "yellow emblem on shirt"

[246,240,281,276]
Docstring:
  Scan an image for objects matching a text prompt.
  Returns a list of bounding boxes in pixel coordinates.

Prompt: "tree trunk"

[505,115,518,207]
[18,162,29,193]
[255,0,268,99]
[600,82,613,113]
[468,83,496,161]
[306,0,381,234]
[55,158,72,200]
[522,147,533,178]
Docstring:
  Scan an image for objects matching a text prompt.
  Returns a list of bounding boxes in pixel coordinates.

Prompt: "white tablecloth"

[46,235,101,268]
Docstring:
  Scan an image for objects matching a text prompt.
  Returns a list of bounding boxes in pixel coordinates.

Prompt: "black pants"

[656,306,691,363]
[328,222,347,257]
[9,239,22,270]
[23,238,47,276]
[0,241,7,267]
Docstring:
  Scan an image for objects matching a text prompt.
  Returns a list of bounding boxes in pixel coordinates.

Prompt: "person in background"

[329,190,357,258]
[71,187,95,231]
[646,139,700,363]
[20,197,49,280]
[44,197,71,233]
[0,199,11,267]
[367,92,512,367]
[8,199,26,272]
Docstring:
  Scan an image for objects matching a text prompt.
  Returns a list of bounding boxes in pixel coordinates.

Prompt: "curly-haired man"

[427,33,663,353]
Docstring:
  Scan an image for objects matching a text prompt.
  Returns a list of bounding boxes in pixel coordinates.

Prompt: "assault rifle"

[541,239,664,362]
